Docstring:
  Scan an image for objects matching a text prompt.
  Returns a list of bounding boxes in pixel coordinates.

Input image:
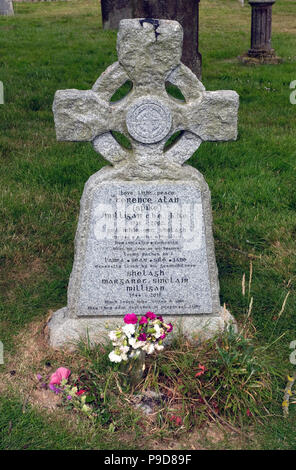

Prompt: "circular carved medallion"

[126,97,172,144]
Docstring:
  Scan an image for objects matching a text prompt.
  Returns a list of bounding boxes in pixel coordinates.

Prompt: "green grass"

[0,0,296,450]
[0,395,139,450]
[81,328,277,429]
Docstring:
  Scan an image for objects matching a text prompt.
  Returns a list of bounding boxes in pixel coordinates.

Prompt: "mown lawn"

[0,0,295,450]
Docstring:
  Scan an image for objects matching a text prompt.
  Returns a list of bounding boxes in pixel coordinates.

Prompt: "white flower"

[142,343,155,355]
[129,337,143,349]
[122,324,136,338]
[109,330,118,342]
[119,345,130,355]
[153,323,162,339]
[155,343,164,351]
[109,350,123,363]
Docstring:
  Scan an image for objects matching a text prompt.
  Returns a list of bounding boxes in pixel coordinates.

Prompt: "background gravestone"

[48,19,238,349]
[0,0,14,15]
[101,0,202,79]
[101,0,133,30]
[239,0,281,64]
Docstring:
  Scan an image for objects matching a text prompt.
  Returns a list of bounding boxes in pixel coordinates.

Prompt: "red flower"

[76,389,86,396]
[195,364,206,377]
[138,333,147,341]
[169,415,182,426]
[124,313,138,324]
[246,408,253,417]
[145,311,156,320]
[165,323,173,332]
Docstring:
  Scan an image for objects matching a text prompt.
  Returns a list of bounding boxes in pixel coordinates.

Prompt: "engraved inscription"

[77,183,213,316]
[126,97,172,144]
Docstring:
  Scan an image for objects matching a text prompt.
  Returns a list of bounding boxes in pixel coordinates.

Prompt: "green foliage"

[70,326,280,441]
[140,328,278,429]
[207,329,275,420]
[0,395,130,450]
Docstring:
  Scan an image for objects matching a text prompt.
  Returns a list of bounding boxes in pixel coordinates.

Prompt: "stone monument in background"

[0,0,14,15]
[240,0,281,64]
[49,19,239,349]
[101,0,133,29]
[101,0,202,79]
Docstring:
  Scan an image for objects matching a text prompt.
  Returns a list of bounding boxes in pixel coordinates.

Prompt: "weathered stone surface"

[49,19,239,348]
[53,21,238,166]
[133,0,202,79]
[126,97,172,144]
[0,0,14,15]
[49,307,237,349]
[69,182,217,318]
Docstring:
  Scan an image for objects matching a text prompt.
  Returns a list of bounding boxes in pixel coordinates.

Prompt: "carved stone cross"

[53,19,238,172]
[49,19,239,349]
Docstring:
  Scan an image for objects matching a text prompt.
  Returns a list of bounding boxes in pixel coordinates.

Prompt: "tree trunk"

[100,0,202,79]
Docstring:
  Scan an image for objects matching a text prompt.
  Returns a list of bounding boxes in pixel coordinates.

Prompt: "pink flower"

[139,316,148,325]
[49,367,71,386]
[246,408,253,417]
[160,334,166,340]
[124,313,138,324]
[157,315,163,321]
[138,333,147,341]
[145,311,156,320]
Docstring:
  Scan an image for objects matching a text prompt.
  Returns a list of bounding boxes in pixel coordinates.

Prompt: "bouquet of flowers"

[108,312,173,363]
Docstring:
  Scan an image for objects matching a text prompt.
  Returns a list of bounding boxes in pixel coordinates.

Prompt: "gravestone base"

[238,49,282,65]
[48,306,237,349]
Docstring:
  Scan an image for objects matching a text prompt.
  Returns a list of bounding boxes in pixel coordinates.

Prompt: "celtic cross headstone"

[49,19,239,348]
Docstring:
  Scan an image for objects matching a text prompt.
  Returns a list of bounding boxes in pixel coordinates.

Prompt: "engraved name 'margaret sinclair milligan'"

[126,97,172,144]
